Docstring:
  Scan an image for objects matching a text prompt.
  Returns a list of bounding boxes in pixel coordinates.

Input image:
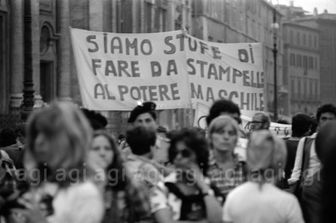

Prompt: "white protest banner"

[241,115,292,138]
[185,35,264,118]
[70,28,191,110]
[71,28,264,114]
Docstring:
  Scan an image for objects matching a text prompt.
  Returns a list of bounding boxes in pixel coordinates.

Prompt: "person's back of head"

[247,130,287,186]
[126,126,156,156]
[315,121,336,223]
[251,112,271,131]
[81,108,107,130]
[0,128,17,147]
[291,113,312,137]
[206,99,241,126]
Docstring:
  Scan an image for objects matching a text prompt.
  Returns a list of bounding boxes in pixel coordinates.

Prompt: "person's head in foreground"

[26,101,92,186]
[315,121,336,223]
[247,130,286,188]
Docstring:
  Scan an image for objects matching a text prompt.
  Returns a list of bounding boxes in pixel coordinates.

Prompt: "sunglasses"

[320,117,335,121]
[175,149,192,158]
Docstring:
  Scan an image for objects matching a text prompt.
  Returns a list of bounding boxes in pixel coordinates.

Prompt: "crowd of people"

[0,98,335,223]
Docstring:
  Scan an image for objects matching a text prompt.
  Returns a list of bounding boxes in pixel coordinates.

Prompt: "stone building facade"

[283,22,320,115]
[191,0,289,118]
[294,14,336,106]
[0,0,193,133]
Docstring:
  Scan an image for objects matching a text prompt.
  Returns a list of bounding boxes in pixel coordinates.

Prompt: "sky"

[276,0,336,14]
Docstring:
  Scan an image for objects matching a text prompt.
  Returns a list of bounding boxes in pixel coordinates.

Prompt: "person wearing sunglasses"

[150,128,222,223]
[207,115,248,206]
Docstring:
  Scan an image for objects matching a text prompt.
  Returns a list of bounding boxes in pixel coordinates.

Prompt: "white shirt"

[288,133,321,185]
[46,181,104,223]
[223,182,304,223]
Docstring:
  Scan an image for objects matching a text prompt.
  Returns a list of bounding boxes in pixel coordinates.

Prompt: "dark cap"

[128,101,157,123]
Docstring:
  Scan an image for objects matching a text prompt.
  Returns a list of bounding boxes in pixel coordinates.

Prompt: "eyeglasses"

[175,149,192,158]
[250,121,264,124]
[320,117,335,121]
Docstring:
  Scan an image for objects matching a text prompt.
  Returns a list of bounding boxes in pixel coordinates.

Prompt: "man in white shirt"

[288,104,336,223]
[288,104,336,185]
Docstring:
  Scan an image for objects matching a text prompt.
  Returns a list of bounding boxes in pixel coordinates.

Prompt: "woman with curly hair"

[150,128,222,223]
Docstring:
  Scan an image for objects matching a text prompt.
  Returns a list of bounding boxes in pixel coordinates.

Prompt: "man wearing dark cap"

[127,101,170,165]
[128,101,157,132]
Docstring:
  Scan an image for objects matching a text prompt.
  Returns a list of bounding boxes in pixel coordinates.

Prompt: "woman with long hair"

[89,130,151,223]
[207,115,247,205]
[9,102,104,223]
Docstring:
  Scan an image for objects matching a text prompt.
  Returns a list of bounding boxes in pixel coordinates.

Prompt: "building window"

[309,56,314,69]
[314,36,317,49]
[40,61,55,102]
[303,33,306,46]
[145,2,153,32]
[0,14,7,113]
[314,57,318,70]
[298,78,301,97]
[308,35,312,47]
[297,54,302,67]
[154,6,167,32]
[290,53,295,66]
[40,26,50,55]
[296,32,300,45]
[289,30,293,44]
[303,56,308,71]
[315,80,319,99]
[291,78,295,98]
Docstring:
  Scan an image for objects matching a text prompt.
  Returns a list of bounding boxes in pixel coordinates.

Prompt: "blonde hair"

[208,115,240,135]
[247,130,287,184]
[25,101,93,185]
[208,115,240,150]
